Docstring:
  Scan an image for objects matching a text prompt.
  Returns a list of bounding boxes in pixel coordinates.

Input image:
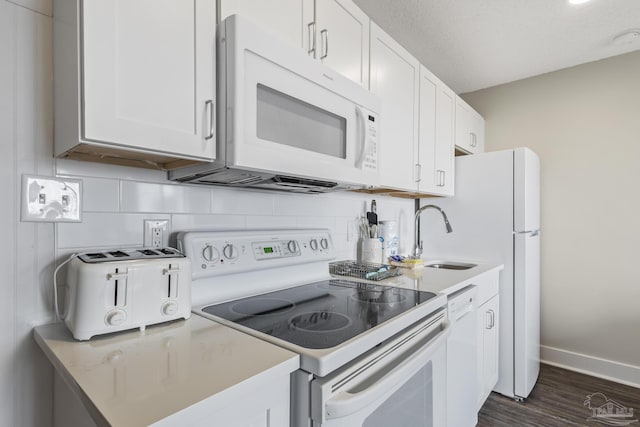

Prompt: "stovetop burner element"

[201,279,437,349]
[288,311,352,333]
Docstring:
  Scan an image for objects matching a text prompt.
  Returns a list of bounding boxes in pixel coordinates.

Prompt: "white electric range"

[178,229,449,426]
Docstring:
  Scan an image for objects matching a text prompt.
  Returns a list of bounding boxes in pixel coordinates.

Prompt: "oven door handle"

[323,320,451,421]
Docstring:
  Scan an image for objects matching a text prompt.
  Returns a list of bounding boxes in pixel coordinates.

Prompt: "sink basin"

[425,261,477,270]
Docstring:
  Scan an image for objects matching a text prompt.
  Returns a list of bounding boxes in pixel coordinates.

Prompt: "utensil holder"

[357,238,383,264]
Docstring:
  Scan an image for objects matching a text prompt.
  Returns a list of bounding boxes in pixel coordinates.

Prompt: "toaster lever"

[163,266,180,275]
[107,272,128,280]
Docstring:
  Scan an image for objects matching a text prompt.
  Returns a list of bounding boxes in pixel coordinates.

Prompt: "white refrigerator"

[420,147,540,400]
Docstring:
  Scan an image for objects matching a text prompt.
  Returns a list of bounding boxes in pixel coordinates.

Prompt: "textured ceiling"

[354,0,640,93]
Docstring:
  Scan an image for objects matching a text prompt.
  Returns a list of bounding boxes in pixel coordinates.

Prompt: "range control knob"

[161,301,178,316]
[309,239,319,251]
[320,238,329,250]
[287,240,298,253]
[202,244,219,262]
[105,309,126,326]
[223,244,239,261]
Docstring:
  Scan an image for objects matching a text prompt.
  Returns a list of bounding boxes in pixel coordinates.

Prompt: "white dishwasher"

[447,285,478,427]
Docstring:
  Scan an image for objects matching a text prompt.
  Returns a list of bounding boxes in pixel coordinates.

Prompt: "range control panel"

[177,229,334,279]
[252,239,301,260]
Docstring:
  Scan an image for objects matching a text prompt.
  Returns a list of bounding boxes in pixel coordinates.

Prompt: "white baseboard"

[541,345,640,389]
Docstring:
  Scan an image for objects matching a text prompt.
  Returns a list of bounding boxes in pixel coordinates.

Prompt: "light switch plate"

[21,175,82,222]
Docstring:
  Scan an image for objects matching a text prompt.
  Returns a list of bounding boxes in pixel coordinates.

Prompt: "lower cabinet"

[190,375,291,427]
[477,293,500,409]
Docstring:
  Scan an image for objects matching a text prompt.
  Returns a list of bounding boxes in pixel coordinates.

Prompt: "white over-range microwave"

[170,15,380,193]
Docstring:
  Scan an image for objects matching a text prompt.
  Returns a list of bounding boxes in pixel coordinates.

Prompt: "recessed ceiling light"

[568,0,591,5]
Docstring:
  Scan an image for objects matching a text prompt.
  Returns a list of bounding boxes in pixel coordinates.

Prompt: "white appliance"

[420,147,540,400]
[170,15,380,193]
[63,248,191,340]
[446,285,478,427]
[177,229,449,426]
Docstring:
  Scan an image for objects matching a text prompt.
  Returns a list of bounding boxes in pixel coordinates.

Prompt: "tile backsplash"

[55,159,416,261]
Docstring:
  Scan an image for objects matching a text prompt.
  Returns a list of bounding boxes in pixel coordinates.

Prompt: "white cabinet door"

[470,108,485,153]
[219,0,312,51]
[418,66,454,196]
[82,0,216,160]
[315,0,370,87]
[417,67,437,192]
[434,83,455,195]
[477,294,500,409]
[455,96,484,155]
[370,23,420,192]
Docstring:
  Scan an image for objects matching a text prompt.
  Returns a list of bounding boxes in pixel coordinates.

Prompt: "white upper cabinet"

[418,66,454,196]
[369,23,420,192]
[314,0,370,87]
[220,0,368,87]
[54,0,217,169]
[455,96,485,155]
[219,0,313,50]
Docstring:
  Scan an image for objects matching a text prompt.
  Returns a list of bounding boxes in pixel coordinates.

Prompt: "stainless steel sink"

[425,261,477,270]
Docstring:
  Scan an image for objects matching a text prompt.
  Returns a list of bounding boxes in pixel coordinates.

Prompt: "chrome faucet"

[414,204,453,258]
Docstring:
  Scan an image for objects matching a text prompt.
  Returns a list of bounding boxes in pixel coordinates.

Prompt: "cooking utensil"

[366,199,378,226]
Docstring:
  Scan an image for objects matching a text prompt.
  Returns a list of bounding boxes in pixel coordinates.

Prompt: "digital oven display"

[263,247,274,254]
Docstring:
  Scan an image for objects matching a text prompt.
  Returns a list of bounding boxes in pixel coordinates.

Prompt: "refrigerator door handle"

[515,230,540,237]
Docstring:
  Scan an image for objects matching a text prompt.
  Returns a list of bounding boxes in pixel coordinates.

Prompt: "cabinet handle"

[414,164,421,182]
[205,100,214,140]
[486,309,496,329]
[436,170,445,187]
[320,29,328,59]
[308,22,316,56]
[441,170,445,187]
[470,132,476,148]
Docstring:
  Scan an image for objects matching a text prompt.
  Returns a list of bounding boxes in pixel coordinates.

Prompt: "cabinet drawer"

[473,270,500,306]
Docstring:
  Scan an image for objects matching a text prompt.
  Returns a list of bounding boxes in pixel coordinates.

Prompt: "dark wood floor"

[477,364,640,426]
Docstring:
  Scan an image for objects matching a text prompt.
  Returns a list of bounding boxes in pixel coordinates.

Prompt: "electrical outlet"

[144,220,169,248]
[21,175,82,222]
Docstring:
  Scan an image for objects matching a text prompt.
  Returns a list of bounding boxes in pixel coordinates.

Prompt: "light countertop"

[34,315,299,427]
[383,260,504,295]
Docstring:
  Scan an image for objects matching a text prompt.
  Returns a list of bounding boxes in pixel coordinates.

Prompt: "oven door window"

[363,364,433,427]
[256,84,347,159]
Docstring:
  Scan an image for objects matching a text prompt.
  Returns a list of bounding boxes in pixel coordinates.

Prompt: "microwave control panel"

[362,110,379,171]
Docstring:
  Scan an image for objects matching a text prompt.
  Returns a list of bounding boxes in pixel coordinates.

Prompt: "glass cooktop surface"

[201,279,437,349]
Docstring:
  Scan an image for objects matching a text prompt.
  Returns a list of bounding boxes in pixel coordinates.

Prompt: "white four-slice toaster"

[64,248,191,340]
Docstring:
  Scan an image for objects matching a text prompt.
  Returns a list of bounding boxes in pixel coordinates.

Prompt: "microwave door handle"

[322,320,451,421]
[354,106,367,168]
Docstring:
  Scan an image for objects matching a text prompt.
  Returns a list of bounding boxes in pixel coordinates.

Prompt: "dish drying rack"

[329,260,401,281]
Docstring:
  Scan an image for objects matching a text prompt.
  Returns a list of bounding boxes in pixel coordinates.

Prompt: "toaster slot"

[107,268,128,307]
[164,264,180,298]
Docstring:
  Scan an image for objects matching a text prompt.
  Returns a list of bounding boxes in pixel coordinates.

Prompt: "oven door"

[221,15,380,187]
[310,312,450,427]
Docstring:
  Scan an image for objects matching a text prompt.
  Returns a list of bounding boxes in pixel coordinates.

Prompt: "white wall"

[462,51,640,383]
[0,2,414,425]
[1,1,55,426]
